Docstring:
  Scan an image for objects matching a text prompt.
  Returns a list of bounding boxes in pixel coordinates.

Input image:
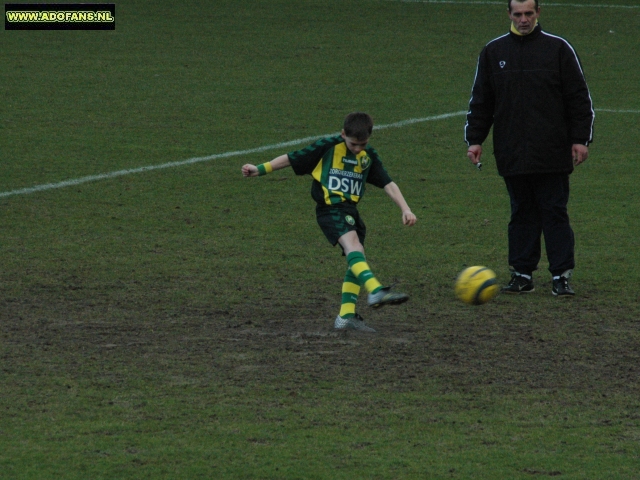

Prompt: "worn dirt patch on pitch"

[3,292,638,399]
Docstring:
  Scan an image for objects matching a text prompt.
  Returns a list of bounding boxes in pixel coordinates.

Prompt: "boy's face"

[341,130,369,155]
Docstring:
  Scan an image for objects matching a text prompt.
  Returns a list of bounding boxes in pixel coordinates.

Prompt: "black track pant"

[503,173,575,277]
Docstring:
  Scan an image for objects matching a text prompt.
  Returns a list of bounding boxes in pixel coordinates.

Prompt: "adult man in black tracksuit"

[465,0,594,297]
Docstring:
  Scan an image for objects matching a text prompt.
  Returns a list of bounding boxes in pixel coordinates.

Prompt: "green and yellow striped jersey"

[288,136,392,205]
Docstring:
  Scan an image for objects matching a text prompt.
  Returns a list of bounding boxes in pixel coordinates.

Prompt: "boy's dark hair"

[343,112,373,141]
[508,0,539,11]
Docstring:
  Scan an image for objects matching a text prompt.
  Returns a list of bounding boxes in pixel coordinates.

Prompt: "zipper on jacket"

[519,37,528,169]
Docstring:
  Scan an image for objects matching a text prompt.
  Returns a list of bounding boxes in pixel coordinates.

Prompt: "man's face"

[341,131,369,155]
[509,0,540,35]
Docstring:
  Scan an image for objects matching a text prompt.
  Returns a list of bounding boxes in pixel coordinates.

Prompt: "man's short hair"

[508,0,539,12]
[343,112,373,141]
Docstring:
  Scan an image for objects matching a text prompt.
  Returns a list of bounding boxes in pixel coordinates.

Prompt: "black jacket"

[464,25,594,177]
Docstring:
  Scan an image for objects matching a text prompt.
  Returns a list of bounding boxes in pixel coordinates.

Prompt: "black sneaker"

[552,275,575,297]
[501,272,534,294]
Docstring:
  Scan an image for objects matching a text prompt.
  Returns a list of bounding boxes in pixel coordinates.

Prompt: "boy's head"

[342,112,373,142]
[341,112,373,155]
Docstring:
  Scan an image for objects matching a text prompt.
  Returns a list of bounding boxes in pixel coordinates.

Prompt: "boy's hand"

[242,164,259,177]
[402,210,417,226]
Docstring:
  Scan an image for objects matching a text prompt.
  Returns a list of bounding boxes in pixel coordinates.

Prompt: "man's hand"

[467,145,483,165]
[572,144,589,166]
[241,164,259,177]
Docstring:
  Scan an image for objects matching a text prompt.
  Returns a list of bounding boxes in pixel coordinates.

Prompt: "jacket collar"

[509,23,542,41]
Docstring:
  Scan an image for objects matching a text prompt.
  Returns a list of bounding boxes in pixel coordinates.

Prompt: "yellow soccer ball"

[455,266,499,305]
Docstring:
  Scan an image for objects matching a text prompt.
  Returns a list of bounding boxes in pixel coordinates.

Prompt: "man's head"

[508,0,540,35]
[508,0,538,10]
[341,112,373,154]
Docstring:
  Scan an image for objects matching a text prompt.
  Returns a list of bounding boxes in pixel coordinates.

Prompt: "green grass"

[1,0,640,478]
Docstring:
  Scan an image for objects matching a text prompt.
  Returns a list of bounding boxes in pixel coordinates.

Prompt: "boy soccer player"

[241,112,417,332]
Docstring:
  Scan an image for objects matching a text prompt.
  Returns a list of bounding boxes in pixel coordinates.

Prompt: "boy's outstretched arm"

[242,154,291,177]
[383,182,417,226]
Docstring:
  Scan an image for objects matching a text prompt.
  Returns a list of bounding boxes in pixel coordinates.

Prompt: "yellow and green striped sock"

[339,268,360,319]
[346,251,382,295]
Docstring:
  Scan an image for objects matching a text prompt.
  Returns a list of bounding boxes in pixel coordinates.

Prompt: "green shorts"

[316,202,366,247]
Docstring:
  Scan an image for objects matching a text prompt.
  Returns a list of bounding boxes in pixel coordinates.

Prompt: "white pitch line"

[375,111,468,129]
[595,109,640,113]
[0,111,467,199]
[394,0,639,8]
[0,108,638,198]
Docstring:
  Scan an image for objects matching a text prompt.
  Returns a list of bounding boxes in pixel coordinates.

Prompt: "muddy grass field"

[2,123,639,477]
[3,281,640,477]
[5,285,639,394]
[2,0,639,476]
